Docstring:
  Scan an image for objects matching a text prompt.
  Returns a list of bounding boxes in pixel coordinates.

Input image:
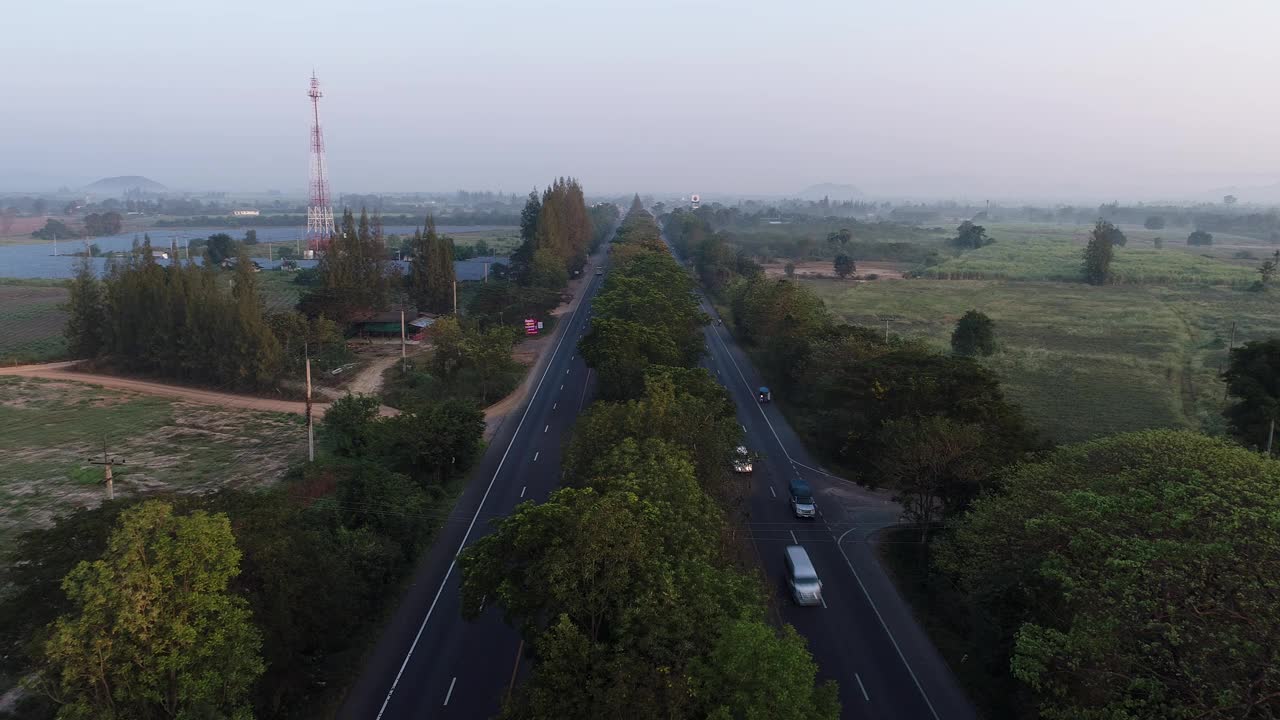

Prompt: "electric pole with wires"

[89,439,125,500]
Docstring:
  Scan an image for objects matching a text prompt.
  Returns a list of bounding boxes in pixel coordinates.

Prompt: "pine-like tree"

[520,189,542,242]
[1082,220,1116,285]
[63,254,105,358]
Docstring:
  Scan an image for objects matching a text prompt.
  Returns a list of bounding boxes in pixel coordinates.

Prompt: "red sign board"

[524,318,539,335]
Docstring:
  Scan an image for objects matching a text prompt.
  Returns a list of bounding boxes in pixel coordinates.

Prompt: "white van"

[784,545,822,606]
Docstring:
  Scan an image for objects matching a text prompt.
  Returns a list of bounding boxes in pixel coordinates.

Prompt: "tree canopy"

[937,430,1280,720]
[461,200,838,720]
[1082,219,1117,285]
[1222,338,1280,450]
[35,501,264,720]
[951,309,996,356]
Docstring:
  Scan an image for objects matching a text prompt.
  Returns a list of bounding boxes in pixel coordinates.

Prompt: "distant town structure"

[233,209,260,217]
[691,194,700,209]
[305,73,336,254]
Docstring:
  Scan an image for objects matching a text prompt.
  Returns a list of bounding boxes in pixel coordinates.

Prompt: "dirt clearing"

[0,376,308,557]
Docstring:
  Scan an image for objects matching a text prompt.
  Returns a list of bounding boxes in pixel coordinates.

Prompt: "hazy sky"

[4,0,1280,201]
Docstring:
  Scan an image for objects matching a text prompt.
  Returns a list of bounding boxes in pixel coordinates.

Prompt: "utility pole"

[89,440,124,500]
[483,262,489,283]
[400,310,407,372]
[453,280,458,314]
[305,355,315,462]
[1267,418,1275,457]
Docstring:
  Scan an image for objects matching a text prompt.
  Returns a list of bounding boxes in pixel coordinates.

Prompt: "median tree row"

[458,200,839,719]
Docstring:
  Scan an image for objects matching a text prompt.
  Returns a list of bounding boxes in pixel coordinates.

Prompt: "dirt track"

[0,362,397,417]
[0,251,602,432]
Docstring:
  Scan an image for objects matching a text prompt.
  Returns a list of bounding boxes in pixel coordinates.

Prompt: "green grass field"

[0,376,307,557]
[922,224,1261,284]
[808,277,1280,443]
[0,283,69,364]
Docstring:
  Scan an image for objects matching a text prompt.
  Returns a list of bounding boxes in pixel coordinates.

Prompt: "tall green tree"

[230,248,283,386]
[1188,229,1214,246]
[951,309,996,356]
[35,501,264,720]
[63,254,105,358]
[519,188,541,242]
[937,430,1280,720]
[952,221,991,249]
[691,619,840,720]
[832,253,855,278]
[1082,219,1116,285]
[205,233,238,264]
[1222,338,1280,450]
[408,216,456,313]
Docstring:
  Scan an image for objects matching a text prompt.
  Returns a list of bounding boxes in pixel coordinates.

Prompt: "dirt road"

[0,362,398,417]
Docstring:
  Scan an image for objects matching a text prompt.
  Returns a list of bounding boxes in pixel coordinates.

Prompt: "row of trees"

[509,178,595,288]
[64,242,284,388]
[459,202,838,718]
[405,216,457,313]
[662,208,1035,526]
[663,207,1280,717]
[298,208,399,321]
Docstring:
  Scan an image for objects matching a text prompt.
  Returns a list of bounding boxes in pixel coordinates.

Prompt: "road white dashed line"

[856,673,870,701]
[544,424,549,433]
[789,530,799,544]
[769,486,777,498]
[443,677,457,706]
[533,451,539,462]
[520,485,527,497]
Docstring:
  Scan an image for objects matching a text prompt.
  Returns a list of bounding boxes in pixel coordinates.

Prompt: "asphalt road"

[338,257,605,720]
[682,257,978,717]
[342,224,977,720]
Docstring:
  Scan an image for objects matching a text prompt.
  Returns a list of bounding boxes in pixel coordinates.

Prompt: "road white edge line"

[374,278,587,719]
[836,527,940,720]
[709,325,791,462]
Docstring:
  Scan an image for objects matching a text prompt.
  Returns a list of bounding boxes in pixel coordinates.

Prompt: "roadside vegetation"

[0,182,612,720]
[661,204,1280,719]
[0,390,484,719]
[459,197,839,719]
[805,279,1280,443]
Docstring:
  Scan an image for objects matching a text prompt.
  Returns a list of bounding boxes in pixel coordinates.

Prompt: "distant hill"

[795,183,864,201]
[84,175,167,195]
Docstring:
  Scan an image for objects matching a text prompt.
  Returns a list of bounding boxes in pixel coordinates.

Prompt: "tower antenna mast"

[305,72,335,253]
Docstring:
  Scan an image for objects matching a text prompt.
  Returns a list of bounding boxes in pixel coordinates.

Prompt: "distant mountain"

[84,175,167,195]
[795,183,864,201]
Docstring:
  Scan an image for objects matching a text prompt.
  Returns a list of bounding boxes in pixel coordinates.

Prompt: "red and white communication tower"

[305,73,335,253]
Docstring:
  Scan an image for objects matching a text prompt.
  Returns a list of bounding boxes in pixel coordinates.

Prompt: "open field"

[807,277,1280,443]
[0,376,307,556]
[0,283,68,364]
[921,222,1267,284]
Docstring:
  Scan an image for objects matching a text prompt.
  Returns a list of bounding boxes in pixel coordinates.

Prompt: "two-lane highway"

[671,223,977,720]
[339,253,605,720]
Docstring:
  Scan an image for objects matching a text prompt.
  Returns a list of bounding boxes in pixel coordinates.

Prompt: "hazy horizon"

[5,0,1280,203]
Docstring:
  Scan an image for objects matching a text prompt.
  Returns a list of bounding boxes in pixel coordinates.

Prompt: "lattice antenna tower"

[305,72,335,252]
